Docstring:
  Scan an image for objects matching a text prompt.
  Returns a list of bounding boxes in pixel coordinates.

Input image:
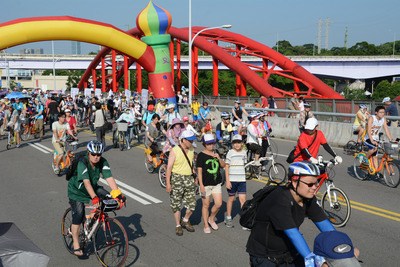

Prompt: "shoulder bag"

[179,145,197,179]
[286,131,318,163]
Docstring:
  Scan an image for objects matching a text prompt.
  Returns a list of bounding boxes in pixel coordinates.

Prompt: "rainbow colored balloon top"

[136,1,172,36]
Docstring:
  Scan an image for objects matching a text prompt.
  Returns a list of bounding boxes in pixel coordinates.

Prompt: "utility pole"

[325,18,330,50]
[344,27,348,50]
[317,19,322,54]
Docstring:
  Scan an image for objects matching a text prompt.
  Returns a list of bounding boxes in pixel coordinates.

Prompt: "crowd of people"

[3,89,396,266]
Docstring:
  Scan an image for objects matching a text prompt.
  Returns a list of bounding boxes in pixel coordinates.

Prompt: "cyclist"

[232,100,248,135]
[142,104,156,129]
[52,111,77,173]
[182,116,200,137]
[163,118,185,153]
[364,105,393,169]
[246,161,337,267]
[33,98,45,140]
[116,108,135,150]
[353,104,369,144]
[298,102,314,133]
[165,103,181,128]
[293,118,342,164]
[259,112,273,158]
[155,98,167,118]
[199,102,211,128]
[145,113,167,167]
[246,113,262,166]
[9,105,21,148]
[216,112,235,143]
[65,109,77,136]
[67,140,126,257]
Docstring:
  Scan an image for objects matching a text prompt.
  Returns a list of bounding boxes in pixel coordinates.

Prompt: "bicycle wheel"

[20,126,30,141]
[267,163,287,184]
[144,158,155,173]
[352,157,369,181]
[266,139,278,159]
[321,188,351,228]
[93,217,129,267]
[61,208,85,255]
[112,130,118,148]
[343,140,356,154]
[383,162,400,188]
[118,132,125,151]
[158,163,167,188]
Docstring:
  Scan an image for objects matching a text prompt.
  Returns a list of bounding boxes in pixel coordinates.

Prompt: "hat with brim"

[304,117,318,130]
[232,134,243,142]
[304,103,311,108]
[382,97,390,103]
[325,257,361,267]
[169,118,184,129]
[202,133,216,144]
[65,109,71,113]
[166,103,175,109]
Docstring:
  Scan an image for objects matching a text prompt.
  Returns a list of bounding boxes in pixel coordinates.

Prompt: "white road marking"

[100,179,154,205]
[28,143,50,154]
[114,179,163,204]
[33,142,54,153]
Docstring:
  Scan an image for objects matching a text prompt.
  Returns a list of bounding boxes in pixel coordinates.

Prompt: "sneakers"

[203,227,211,234]
[175,225,183,236]
[180,219,195,232]
[242,227,251,231]
[224,217,234,228]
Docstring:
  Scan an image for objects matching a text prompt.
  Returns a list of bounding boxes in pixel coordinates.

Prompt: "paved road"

[0,129,399,266]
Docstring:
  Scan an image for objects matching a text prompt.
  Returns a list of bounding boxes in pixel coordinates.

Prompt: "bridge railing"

[195,95,400,123]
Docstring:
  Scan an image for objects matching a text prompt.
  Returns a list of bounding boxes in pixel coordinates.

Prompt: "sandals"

[73,248,84,257]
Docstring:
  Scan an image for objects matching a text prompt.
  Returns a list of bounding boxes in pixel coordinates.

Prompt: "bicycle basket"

[102,199,120,212]
[383,142,398,155]
[117,122,128,132]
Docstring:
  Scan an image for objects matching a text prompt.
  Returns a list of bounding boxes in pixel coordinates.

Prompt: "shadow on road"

[116,213,146,266]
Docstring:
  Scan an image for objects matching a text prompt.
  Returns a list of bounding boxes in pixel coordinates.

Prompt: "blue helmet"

[221,112,231,119]
[288,161,320,180]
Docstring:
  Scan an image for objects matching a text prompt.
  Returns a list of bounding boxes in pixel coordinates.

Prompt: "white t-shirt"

[52,121,70,143]
[225,149,247,182]
[365,115,385,141]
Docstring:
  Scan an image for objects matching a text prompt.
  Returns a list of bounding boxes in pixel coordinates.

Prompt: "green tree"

[372,80,400,100]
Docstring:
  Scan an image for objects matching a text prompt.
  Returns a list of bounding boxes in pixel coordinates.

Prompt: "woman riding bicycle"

[353,104,369,144]
[67,140,126,257]
[163,118,185,154]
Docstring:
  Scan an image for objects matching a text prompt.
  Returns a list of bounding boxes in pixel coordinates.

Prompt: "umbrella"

[0,90,8,98]
[5,92,31,99]
[0,222,50,266]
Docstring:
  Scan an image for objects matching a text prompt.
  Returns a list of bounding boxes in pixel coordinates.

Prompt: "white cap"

[202,133,216,144]
[232,134,243,142]
[64,109,71,113]
[304,117,318,130]
[166,103,175,109]
[180,130,197,147]
[382,97,390,103]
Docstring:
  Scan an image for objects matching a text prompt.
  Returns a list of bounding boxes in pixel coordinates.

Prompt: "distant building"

[71,41,82,55]
[19,48,44,54]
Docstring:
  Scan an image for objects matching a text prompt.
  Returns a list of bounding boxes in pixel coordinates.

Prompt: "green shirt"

[67,156,112,203]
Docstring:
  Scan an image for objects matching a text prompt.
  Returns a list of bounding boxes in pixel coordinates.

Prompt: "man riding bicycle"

[52,111,77,173]
[364,105,393,169]
[67,140,126,256]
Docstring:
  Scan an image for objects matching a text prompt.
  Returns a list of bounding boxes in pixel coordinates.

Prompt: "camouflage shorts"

[170,173,196,213]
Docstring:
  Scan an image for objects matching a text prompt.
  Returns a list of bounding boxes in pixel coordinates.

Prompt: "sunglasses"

[299,180,319,188]
[90,153,102,157]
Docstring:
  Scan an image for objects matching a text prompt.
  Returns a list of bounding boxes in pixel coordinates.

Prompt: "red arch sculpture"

[78,27,343,99]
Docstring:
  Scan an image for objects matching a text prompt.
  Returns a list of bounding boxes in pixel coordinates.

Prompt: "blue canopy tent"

[5,92,31,99]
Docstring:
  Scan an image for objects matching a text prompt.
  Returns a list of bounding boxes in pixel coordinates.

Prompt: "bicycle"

[61,197,128,267]
[6,126,19,150]
[112,122,128,151]
[315,156,351,228]
[245,154,286,184]
[353,140,400,188]
[158,151,169,188]
[52,135,78,175]
[343,128,367,155]
[20,116,40,141]
[144,135,166,173]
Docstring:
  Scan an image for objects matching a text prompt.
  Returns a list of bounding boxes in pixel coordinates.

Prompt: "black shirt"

[196,152,222,186]
[246,186,326,258]
[47,101,59,115]
[233,106,243,121]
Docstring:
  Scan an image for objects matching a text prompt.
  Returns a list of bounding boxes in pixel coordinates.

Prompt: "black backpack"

[239,185,277,229]
[65,152,88,181]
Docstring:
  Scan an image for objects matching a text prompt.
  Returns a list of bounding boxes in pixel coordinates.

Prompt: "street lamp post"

[52,41,56,91]
[188,24,232,104]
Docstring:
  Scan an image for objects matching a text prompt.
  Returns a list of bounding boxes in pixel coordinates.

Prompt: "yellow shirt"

[191,102,200,115]
[353,110,366,127]
[172,145,194,175]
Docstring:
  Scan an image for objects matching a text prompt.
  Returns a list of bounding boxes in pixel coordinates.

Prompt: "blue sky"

[2,0,399,54]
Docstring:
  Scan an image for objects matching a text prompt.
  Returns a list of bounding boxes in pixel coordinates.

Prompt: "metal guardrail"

[178,103,400,123]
